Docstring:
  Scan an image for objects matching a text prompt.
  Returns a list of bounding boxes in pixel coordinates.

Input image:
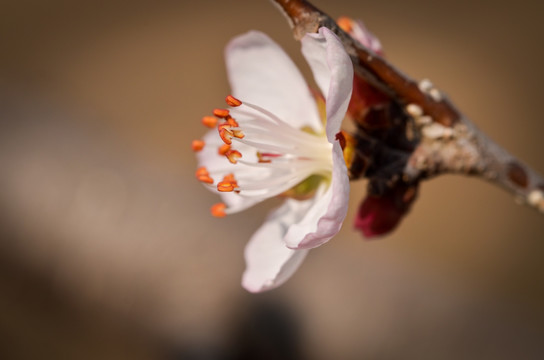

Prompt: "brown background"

[1,0,544,359]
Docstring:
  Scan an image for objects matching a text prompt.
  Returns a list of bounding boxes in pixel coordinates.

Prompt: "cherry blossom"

[193,27,353,292]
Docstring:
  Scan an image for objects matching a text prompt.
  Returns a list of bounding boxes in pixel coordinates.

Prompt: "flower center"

[194,95,334,217]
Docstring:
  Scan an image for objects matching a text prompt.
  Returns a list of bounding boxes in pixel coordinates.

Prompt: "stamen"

[237,124,328,152]
[197,175,214,184]
[191,139,205,152]
[225,149,242,164]
[226,117,239,127]
[232,129,245,139]
[260,153,281,158]
[223,173,237,183]
[219,129,233,145]
[201,116,218,128]
[337,16,353,32]
[217,181,235,192]
[218,123,233,145]
[239,101,283,124]
[195,166,214,184]
[218,144,231,155]
[210,203,227,217]
[195,166,209,178]
[213,108,230,118]
[335,132,346,150]
[225,95,242,107]
[225,116,244,139]
[219,173,239,193]
[257,152,280,163]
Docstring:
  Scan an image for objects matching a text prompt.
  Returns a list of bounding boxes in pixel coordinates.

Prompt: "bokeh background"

[1,0,544,359]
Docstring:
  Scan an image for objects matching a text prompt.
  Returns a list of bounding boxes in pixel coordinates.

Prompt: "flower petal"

[226,31,322,132]
[301,27,353,141]
[284,142,350,249]
[242,199,312,293]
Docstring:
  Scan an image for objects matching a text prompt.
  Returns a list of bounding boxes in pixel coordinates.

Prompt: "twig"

[271,0,544,213]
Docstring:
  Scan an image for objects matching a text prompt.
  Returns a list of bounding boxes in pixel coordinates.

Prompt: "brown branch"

[271,0,544,213]
[272,0,459,127]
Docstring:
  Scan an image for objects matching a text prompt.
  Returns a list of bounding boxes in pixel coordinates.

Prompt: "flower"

[193,27,354,292]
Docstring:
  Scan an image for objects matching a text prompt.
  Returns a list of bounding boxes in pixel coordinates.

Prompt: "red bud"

[355,183,418,238]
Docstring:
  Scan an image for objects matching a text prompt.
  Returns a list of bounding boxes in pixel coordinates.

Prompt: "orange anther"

[218,144,231,155]
[220,173,238,189]
[213,108,230,118]
[226,117,239,127]
[201,116,218,128]
[218,122,230,130]
[257,152,275,163]
[191,139,205,152]
[225,95,242,107]
[218,126,233,145]
[195,166,209,178]
[225,149,242,164]
[197,175,214,184]
[337,16,353,32]
[211,203,227,217]
[223,173,236,182]
[232,129,245,139]
[217,181,235,192]
[195,167,213,184]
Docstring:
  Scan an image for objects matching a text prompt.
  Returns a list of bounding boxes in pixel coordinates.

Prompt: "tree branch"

[271,0,544,213]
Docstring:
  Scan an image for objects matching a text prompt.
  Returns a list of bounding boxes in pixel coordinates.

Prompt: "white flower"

[195,27,353,292]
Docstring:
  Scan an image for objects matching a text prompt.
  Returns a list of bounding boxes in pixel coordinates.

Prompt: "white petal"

[242,199,312,293]
[301,27,353,141]
[284,142,350,249]
[226,31,322,132]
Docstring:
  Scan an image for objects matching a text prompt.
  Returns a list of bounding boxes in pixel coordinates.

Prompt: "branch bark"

[271,0,544,213]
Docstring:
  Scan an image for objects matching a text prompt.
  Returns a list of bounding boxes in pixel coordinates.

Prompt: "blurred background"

[1,0,544,359]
